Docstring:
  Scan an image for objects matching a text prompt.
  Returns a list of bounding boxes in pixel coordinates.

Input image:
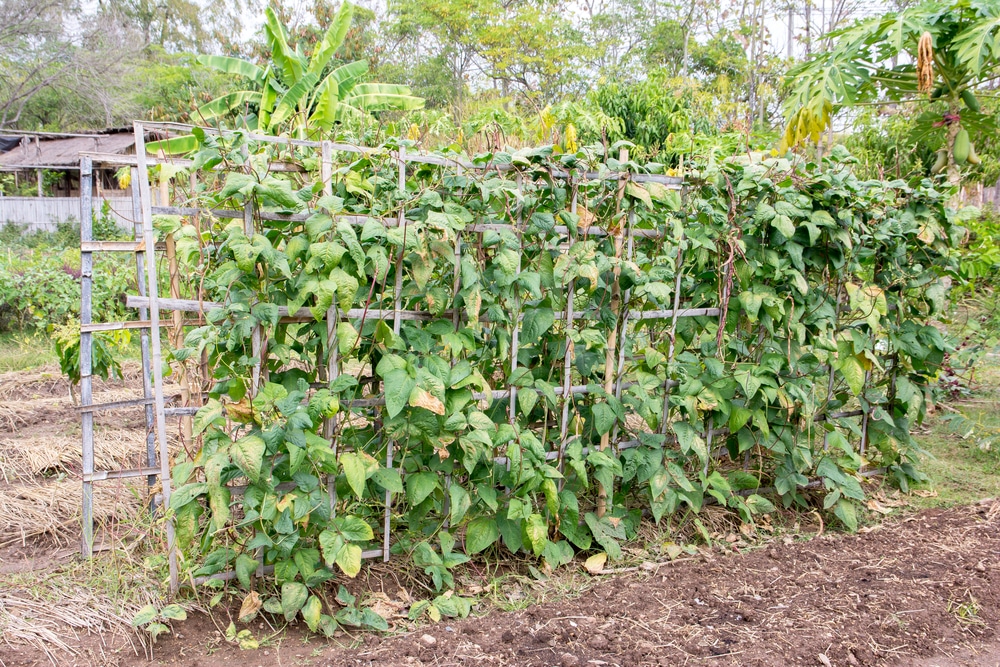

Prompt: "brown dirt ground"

[2,501,997,667]
[2,367,1000,667]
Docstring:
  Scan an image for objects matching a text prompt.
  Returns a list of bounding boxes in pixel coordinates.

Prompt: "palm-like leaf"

[196,91,262,121]
[954,7,1000,75]
[265,6,305,85]
[146,134,200,155]
[308,1,354,78]
[197,55,265,86]
[328,60,368,95]
[269,72,320,130]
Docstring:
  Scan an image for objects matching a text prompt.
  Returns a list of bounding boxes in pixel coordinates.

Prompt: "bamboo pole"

[133,122,179,594]
[80,156,94,557]
[596,149,629,518]
[160,153,192,447]
[131,167,158,500]
[320,142,339,517]
[557,179,578,490]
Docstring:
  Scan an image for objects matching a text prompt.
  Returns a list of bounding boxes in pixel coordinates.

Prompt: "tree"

[782,0,1000,190]
[159,1,422,146]
[0,0,141,129]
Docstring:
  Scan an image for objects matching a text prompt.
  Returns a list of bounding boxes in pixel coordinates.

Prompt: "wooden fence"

[0,195,133,232]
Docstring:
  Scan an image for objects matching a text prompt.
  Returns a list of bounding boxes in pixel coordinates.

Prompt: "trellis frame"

[78,121,881,594]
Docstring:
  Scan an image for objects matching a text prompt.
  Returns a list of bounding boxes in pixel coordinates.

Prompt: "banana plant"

[781,0,1000,192]
[150,2,423,152]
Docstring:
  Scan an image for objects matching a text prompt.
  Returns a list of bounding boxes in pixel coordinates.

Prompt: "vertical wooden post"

[557,178,578,490]
[611,207,635,449]
[660,243,686,435]
[131,167,158,500]
[596,149,629,518]
[384,145,407,561]
[134,122,179,594]
[320,142,339,516]
[191,171,208,403]
[161,153,192,448]
[80,157,94,557]
[509,173,524,427]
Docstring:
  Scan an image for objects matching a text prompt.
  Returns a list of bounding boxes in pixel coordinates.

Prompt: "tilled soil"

[2,365,999,667]
[330,500,1000,667]
[7,499,990,667]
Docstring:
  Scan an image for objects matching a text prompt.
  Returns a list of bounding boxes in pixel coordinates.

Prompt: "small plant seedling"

[131,603,187,642]
[948,592,985,628]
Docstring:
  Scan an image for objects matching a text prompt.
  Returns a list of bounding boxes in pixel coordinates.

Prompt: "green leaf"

[336,543,363,578]
[302,596,322,632]
[839,355,866,396]
[281,582,308,622]
[131,604,158,627]
[383,368,415,418]
[521,307,555,344]
[341,451,367,500]
[193,399,224,435]
[231,434,265,484]
[592,403,616,436]
[523,513,548,557]
[334,515,374,542]
[464,517,499,554]
[671,422,707,465]
[372,468,403,493]
[834,498,858,532]
[159,604,187,621]
[406,471,439,506]
[449,484,471,525]
[235,553,258,590]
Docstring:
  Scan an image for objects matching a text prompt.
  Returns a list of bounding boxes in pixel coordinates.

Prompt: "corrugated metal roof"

[0,133,136,170]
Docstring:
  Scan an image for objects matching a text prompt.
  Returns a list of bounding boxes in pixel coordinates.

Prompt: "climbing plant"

[160,130,958,631]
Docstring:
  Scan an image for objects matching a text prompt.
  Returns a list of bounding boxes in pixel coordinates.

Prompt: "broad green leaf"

[335,543,363,577]
[334,515,374,542]
[406,471,439,506]
[340,452,367,500]
[231,434,265,484]
[198,55,264,83]
[382,368,415,418]
[464,517,499,554]
[302,595,322,632]
[592,402,616,436]
[839,355,866,396]
[449,484,471,525]
[523,513,548,557]
[521,307,555,344]
[159,604,187,621]
[281,582,308,621]
[131,604,158,627]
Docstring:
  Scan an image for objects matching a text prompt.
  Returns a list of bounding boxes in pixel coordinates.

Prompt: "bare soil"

[2,366,1000,667]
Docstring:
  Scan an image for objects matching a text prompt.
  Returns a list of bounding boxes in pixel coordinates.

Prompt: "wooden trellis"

[79,122,881,594]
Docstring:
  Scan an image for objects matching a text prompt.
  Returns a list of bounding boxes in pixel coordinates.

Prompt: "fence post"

[80,156,94,558]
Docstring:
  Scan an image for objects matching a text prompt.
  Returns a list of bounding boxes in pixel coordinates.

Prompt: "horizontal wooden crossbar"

[125,295,719,326]
[80,320,151,333]
[81,241,146,253]
[83,466,161,482]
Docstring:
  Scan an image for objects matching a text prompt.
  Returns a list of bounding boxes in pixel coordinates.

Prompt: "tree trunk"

[945,105,962,206]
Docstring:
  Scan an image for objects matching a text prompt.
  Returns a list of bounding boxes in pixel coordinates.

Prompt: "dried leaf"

[584,552,607,574]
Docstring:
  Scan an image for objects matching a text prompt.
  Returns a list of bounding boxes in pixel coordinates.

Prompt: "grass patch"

[909,352,1000,509]
[0,332,56,372]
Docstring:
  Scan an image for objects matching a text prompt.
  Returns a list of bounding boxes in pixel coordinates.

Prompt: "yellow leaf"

[584,552,607,574]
